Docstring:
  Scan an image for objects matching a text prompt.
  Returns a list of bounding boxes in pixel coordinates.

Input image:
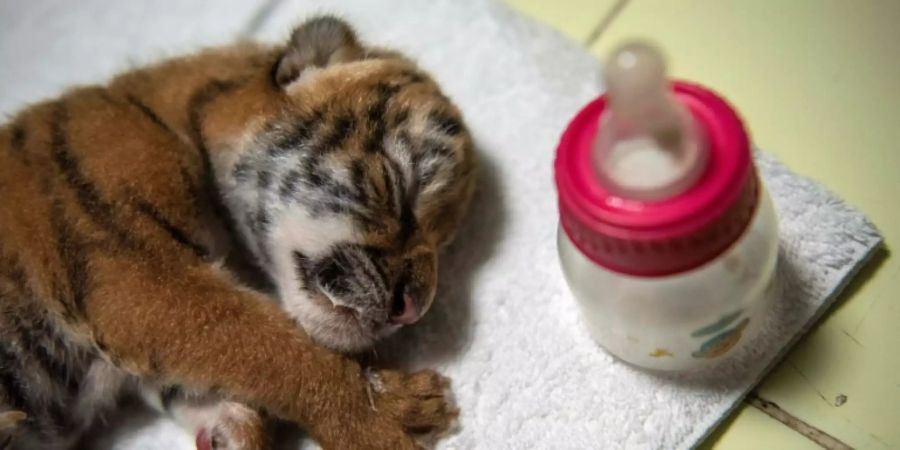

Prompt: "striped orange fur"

[0,16,475,449]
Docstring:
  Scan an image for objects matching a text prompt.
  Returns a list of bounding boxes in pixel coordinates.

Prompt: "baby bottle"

[554,42,779,371]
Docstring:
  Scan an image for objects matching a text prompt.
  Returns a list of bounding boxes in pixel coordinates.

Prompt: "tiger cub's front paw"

[368,368,458,437]
[193,402,267,450]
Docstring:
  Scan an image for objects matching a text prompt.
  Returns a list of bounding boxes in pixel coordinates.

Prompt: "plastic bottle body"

[558,186,779,371]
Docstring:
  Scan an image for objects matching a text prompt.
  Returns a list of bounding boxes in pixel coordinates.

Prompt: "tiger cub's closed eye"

[217,26,476,351]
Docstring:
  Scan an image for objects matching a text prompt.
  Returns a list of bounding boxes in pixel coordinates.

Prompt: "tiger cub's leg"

[141,385,267,450]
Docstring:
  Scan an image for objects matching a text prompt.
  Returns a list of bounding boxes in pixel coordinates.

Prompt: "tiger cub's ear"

[274,16,365,88]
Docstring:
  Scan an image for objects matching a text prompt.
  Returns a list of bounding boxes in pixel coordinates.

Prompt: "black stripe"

[428,111,463,136]
[421,138,454,160]
[292,251,313,287]
[398,70,427,85]
[8,310,77,395]
[254,207,271,233]
[187,78,242,155]
[232,161,252,182]
[415,138,455,188]
[319,201,348,216]
[384,157,407,215]
[419,165,439,187]
[363,246,391,295]
[178,166,203,211]
[392,109,410,129]
[302,157,326,188]
[350,159,368,203]
[0,341,30,412]
[353,211,381,231]
[279,170,302,200]
[268,110,324,157]
[257,169,272,189]
[382,155,416,241]
[380,159,397,214]
[352,247,388,298]
[253,210,273,265]
[48,103,137,251]
[49,199,90,318]
[363,78,423,155]
[319,114,356,154]
[364,86,394,154]
[135,200,208,258]
[187,79,243,240]
[0,252,29,298]
[316,176,354,205]
[125,94,174,135]
[350,253,375,297]
[300,156,359,207]
[160,385,181,410]
[48,281,73,323]
[9,124,26,159]
[391,260,414,317]
[398,202,416,243]
[0,263,66,397]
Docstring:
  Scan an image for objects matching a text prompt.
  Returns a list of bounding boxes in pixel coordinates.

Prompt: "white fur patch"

[74,360,130,421]
[265,205,375,351]
[209,121,266,188]
[268,205,357,262]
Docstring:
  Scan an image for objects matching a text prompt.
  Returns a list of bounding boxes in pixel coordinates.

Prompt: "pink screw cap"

[554,44,759,277]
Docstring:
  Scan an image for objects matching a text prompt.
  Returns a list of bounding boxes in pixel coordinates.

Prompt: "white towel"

[1,1,882,449]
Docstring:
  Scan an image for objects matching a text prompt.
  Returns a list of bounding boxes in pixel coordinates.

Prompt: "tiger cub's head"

[227,17,476,352]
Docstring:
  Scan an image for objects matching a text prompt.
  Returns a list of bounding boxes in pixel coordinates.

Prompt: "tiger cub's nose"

[389,293,420,325]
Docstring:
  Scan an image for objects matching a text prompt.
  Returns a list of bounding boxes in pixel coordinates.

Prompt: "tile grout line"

[748,392,853,450]
[582,0,629,48]
[239,0,285,39]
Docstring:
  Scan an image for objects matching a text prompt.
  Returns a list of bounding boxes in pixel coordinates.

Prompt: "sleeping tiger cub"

[0,15,476,450]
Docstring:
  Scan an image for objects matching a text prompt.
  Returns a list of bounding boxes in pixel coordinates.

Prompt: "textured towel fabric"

[0,1,883,449]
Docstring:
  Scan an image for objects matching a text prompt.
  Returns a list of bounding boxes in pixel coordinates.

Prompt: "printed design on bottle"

[691,310,749,359]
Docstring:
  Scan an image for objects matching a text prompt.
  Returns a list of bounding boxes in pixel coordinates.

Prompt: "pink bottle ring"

[555,81,759,277]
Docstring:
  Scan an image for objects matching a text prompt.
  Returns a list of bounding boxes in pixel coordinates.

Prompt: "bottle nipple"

[593,41,707,201]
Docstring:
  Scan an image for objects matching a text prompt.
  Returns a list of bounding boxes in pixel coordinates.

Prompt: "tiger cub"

[0,15,476,450]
